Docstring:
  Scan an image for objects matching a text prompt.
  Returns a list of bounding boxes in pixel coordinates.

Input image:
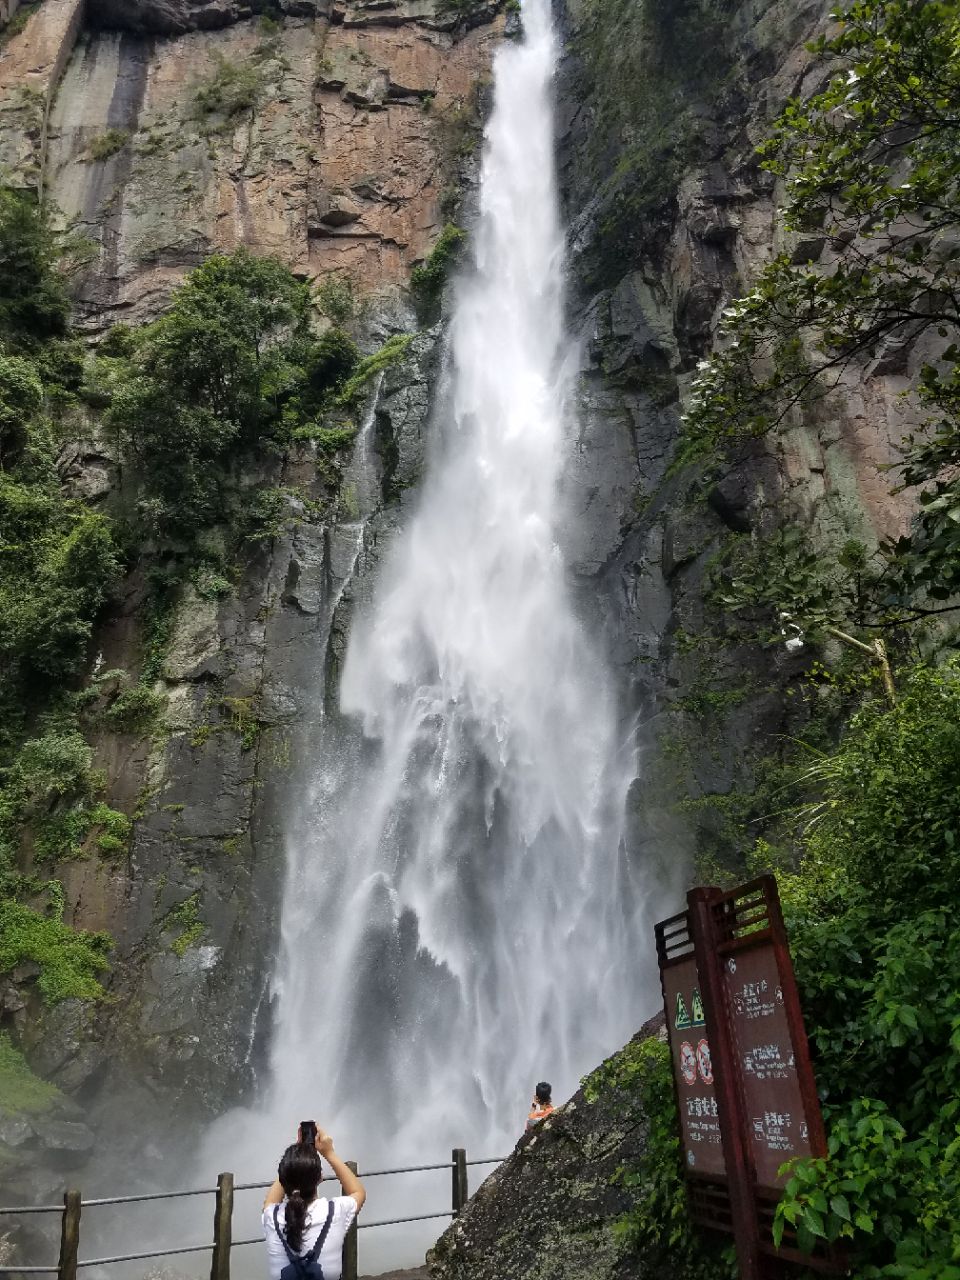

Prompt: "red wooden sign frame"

[656,876,841,1278]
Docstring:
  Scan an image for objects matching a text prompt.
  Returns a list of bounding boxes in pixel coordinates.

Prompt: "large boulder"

[426,1015,667,1280]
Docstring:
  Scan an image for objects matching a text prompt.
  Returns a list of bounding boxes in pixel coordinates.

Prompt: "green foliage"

[192,54,266,125]
[410,225,466,318]
[795,663,960,910]
[0,1033,61,1114]
[315,274,355,326]
[87,129,130,161]
[107,250,312,551]
[0,184,129,1011]
[0,472,121,697]
[168,893,204,957]
[0,194,120,739]
[684,0,960,620]
[706,526,886,641]
[634,661,960,1275]
[0,898,111,1003]
[102,683,165,733]
[0,188,70,349]
[298,327,360,415]
[745,660,960,1277]
[336,333,413,408]
[0,728,134,872]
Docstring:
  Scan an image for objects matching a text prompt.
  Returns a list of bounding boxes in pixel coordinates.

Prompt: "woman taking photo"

[262,1123,365,1280]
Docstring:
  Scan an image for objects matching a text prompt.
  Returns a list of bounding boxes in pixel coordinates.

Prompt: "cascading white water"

[249,0,663,1265]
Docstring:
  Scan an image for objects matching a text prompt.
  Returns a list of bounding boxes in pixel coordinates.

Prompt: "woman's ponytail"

[277,1143,322,1252]
[284,1187,309,1252]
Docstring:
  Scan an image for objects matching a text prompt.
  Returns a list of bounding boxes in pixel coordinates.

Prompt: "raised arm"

[316,1131,366,1211]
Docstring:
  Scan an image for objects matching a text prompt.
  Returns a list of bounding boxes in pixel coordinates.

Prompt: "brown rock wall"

[0,0,84,183]
[0,0,503,326]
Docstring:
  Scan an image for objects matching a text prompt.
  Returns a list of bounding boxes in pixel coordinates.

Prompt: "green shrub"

[193,55,265,124]
[0,354,42,461]
[107,250,313,551]
[336,333,414,408]
[299,327,359,412]
[168,893,204,957]
[0,188,70,348]
[761,661,960,1276]
[315,274,355,326]
[0,1034,60,1115]
[8,732,94,806]
[0,899,111,1003]
[102,684,165,733]
[87,129,130,161]
[410,224,466,317]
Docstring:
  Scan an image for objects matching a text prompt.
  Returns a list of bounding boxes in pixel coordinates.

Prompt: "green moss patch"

[0,1033,61,1115]
[0,900,111,1004]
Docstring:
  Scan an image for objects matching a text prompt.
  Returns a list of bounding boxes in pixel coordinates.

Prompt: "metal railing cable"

[0,1149,507,1280]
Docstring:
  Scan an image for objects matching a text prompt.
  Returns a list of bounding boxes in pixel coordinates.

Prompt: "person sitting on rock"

[525,1081,555,1130]
[263,1122,365,1280]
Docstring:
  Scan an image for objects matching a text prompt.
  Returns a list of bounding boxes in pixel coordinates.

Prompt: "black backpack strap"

[303,1199,336,1265]
[273,1206,302,1268]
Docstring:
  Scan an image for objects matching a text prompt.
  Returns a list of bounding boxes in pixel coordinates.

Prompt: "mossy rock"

[427,1016,663,1280]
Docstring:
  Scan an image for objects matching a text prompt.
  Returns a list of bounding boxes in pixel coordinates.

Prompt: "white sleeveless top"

[262,1196,359,1280]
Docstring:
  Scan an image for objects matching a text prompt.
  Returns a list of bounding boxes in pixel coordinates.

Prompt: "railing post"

[210,1172,234,1280]
[58,1190,81,1280]
[451,1149,468,1217]
[341,1162,358,1280]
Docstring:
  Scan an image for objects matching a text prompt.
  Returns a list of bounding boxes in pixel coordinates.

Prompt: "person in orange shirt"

[525,1081,555,1130]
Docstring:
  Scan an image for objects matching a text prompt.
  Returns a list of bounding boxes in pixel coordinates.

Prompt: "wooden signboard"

[724,946,816,1190]
[661,955,725,1177]
[656,876,835,1279]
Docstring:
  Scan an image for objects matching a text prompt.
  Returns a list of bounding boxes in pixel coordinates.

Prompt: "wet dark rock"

[427,1015,667,1280]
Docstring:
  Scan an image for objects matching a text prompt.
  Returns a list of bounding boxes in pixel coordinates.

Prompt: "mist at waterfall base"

[194,1,675,1270]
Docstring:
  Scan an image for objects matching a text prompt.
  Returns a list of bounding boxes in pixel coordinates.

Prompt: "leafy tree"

[0,353,43,466]
[104,251,361,552]
[684,0,960,621]
[0,188,70,348]
[298,327,360,416]
[763,661,960,1275]
[108,251,314,544]
[0,364,120,719]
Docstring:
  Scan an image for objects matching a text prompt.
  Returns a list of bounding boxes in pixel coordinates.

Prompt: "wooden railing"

[0,1150,504,1280]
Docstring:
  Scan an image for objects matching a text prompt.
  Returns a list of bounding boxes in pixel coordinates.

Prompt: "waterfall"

[237,0,658,1265]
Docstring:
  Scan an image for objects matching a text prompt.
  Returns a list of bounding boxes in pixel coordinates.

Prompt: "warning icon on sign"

[676,993,692,1029]
[696,1039,713,1084]
[691,988,706,1026]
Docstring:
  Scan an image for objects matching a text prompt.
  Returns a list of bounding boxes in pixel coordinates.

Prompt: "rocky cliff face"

[0,0,505,1216]
[554,0,922,886]
[0,0,503,326]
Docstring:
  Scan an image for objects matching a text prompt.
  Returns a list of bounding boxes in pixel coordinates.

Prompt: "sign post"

[655,875,836,1277]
